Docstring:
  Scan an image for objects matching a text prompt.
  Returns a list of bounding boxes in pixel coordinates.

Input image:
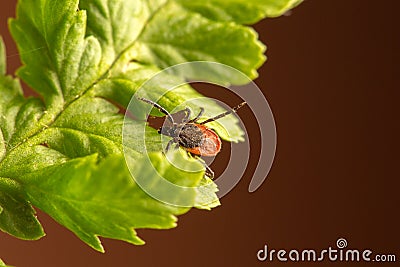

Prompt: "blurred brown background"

[1,0,399,266]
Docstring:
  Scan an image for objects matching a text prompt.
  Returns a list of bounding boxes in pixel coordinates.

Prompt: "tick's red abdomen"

[185,124,221,156]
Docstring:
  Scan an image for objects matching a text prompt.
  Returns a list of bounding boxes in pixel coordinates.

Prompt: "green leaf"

[0,63,44,241]
[0,60,213,249]
[1,18,216,250]
[80,0,266,84]
[176,0,304,24]
[78,0,145,70]
[0,177,44,240]
[2,0,301,252]
[9,0,102,109]
[195,176,220,210]
[0,37,5,75]
[0,258,13,267]
[0,75,45,158]
[133,1,266,83]
[22,153,205,252]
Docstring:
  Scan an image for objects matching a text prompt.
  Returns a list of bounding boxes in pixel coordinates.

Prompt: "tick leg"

[204,164,215,179]
[194,156,215,179]
[165,139,175,152]
[189,107,204,123]
[199,102,246,125]
[174,142,180,150]
[138,97,174,123]
[165,137,182,153]
[182,108,192,123]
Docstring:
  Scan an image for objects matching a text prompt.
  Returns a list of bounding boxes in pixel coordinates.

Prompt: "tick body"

[183,124,221,157]
[138,98,246,178]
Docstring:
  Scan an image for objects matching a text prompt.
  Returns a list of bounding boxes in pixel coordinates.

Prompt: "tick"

[138,98,246,178]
